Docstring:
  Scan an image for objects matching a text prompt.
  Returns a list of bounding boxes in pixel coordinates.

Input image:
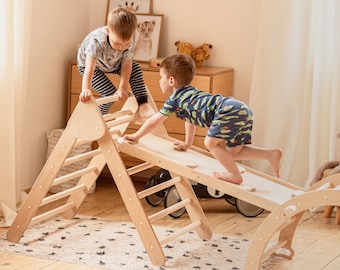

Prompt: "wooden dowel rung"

[41,184,87,206]
[159,220,201,246]
[138,176,181,199]
[106,115,136,129]
[103,109,134,122]
[127,162,155,176]
[63,149,101,166]
[96,95,119,105]
[73,139,93,148]
[96,92,132,105]
[52,166,98,186]
[109,129,122,137]
[148,198,190,223]
[261,239,288,260]
[32,202,75,224]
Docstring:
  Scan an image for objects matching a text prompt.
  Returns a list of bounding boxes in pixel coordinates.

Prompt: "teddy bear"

[309,132,340,224]
[174,40,194,56]
[174,41,213,67]
[191,43,213,67]
[309,160,340,186]
[309,132,340,186]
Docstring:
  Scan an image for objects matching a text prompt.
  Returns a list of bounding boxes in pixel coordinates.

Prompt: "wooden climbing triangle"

[6,92,211,266]
[6,92,340,269]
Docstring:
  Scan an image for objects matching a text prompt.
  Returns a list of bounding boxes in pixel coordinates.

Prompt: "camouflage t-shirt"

[160,85,225,127]
[160,85,253,146]
[77,26,134,73]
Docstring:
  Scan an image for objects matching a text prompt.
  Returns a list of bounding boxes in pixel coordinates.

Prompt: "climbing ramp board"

[116,132,340,269]
[117,133,302,212]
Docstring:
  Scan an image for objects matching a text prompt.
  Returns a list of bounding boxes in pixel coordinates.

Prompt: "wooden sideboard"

[67,62,233,166]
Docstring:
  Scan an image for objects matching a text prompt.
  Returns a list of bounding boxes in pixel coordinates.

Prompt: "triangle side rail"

[6,129,79,243]
[6,94,136,243]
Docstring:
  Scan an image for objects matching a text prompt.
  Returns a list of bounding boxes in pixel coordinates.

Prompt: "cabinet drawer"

[191,75,211,91]
[211,72,233,96]
[142,71,166,102]
[70,65,82,94]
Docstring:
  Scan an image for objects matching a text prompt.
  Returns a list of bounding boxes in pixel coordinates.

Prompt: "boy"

[77,7,154,118]
[124,54,282,184]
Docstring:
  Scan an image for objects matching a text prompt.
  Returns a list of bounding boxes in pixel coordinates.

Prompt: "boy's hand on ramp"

[173,140,189,151]
[117,136,137,145]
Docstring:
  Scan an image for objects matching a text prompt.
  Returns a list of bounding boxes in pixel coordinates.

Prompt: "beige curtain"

[0,0,33,226]
[248,0,340,187]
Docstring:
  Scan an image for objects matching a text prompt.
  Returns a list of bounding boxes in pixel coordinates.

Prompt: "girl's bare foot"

[269,148,282,177]
[213,171,243,185]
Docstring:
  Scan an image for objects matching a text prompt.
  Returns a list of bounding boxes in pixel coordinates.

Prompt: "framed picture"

[133,14,163,62]
[107,0,151,15]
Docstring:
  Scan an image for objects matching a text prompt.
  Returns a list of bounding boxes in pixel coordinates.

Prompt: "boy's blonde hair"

[160,54,196,86]
[107,7,137,41]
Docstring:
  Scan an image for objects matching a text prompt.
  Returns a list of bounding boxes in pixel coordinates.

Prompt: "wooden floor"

[1,174,340,270]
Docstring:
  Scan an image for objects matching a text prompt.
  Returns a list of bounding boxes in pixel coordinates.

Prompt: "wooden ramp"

[117,133,340,268]
[7,94,340,269]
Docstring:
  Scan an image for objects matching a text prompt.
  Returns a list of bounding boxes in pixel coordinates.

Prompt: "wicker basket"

[46,129,96,194]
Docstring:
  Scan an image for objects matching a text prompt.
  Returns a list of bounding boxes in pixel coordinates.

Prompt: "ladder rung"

[63,148,101,166]
[95,95,119,105]
[103,109,134,122]
[41,184,87,206]
[159,220,201,246]
[261,239,289,260]
[95,92,132,105]
[52,165,99,186]
[109,129,122,137]
[73,139,93,148]
[106,115,136,129]
[31,202,75,224]
[148,198,190,223]
[127,162,155,176]
[137,176,181,199]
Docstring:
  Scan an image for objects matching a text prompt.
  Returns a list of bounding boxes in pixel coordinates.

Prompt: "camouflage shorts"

[207,98,253,147]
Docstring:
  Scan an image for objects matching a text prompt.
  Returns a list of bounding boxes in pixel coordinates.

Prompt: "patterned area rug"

[0,216,281,269]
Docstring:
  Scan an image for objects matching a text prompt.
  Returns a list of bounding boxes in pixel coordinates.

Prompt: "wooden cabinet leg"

[323,205,335,218]
[335,207,340,225]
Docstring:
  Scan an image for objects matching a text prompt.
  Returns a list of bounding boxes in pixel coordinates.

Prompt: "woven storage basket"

[46,129,96,194]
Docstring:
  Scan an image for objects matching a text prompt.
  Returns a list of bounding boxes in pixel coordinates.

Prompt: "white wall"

[153,0,262,103]
[19,0,91,189]
[20,0,261,189]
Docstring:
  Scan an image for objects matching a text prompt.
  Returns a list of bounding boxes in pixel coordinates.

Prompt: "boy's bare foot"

[138,103,156,119]
[269,148,282,177]
[213,171,243,185]
[134,103,156,124]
